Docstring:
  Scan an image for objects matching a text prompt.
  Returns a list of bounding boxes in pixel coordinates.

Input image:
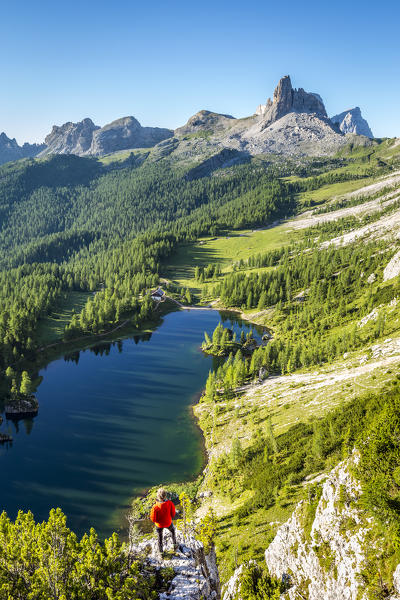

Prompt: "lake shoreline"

[2,304,265,539]
[126,308,266,528]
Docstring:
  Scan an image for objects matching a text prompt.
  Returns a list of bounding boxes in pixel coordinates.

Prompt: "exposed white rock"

[133,532,220,600]
[221,562,248,600]
[263,455,400,599]
[358,308,379,327]
[384,250,400,281]
[331,107,373,138]
[39,116,173,157]
[392,564,400,597]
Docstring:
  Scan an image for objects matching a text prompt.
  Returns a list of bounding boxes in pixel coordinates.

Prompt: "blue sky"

[1,0,399,143]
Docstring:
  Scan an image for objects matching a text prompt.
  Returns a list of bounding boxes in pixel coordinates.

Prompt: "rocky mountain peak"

[256,75,328,126]
[89,116,173,155]
[256,75,327,127]
[0,132,45,164]
[39,115,173,157]
[331,106,373,138]
[272,74,293,112]
[42,118,99,156]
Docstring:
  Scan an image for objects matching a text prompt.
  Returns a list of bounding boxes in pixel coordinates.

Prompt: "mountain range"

[0,75,374,166]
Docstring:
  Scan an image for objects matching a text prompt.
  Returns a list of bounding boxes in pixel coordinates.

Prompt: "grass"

[162,223,295,293]
[98,147,150,165]
[214,493,302,581]
[296,175,376,208]
[36,291,92,344]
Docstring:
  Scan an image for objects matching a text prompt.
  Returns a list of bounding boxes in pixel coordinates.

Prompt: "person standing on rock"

[150,488,177,556]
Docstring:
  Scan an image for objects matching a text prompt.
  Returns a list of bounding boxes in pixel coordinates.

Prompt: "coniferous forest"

[2,141,400,597]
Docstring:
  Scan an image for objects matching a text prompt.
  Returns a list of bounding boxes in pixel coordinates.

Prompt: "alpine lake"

[0,309,262,538]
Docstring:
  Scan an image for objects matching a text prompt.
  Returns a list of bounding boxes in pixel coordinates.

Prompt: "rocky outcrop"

[0,132,45,165]
[256,75,327,126]
[40,116,173,157]
[174,76,367,158]
[89,116,173,155]
[40,118,99,156]
[236,111,350,156]
[263,456,400,599]
[175,110,235,137]
[384,249,400,281]
[133,532,220,600]
[331,107,373,138]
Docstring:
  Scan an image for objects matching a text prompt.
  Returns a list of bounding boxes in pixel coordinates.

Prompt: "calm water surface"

[0,309,259,537]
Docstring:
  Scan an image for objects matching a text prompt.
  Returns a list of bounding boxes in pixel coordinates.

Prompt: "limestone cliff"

[89,116,172,155]
[331,107,373,138]
[40,118,99,156]
[39,116,173,157]
[174,75,368,158]
[222,456,400,599]
[256,75,328,126]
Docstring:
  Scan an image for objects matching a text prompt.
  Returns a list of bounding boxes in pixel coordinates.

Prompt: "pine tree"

[230,436,243,467]
[266,415,278,458]
[20,371,32,395]
[258,291,267,310]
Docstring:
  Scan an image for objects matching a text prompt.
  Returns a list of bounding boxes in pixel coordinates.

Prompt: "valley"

[1,74,400,598]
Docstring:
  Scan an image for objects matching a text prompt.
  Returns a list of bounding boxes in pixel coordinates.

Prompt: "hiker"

[150,488,177,555]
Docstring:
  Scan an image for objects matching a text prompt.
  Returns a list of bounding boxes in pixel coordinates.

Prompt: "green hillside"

[2,137,400,596]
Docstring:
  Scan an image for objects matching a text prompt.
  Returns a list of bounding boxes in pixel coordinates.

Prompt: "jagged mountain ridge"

[0,75,374,165]
[39,116,173,157]
[0,132,45,165]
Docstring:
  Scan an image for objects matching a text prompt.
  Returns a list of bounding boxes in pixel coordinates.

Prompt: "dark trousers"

[156,523,176,552]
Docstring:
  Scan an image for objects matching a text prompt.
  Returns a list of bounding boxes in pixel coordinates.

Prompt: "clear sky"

[2,0,399,143]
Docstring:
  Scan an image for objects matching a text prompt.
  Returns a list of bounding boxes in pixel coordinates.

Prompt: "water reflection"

[1,309,263,538]
[63,332,155,364]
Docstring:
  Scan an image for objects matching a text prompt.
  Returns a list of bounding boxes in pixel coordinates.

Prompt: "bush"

[236,562,286,600]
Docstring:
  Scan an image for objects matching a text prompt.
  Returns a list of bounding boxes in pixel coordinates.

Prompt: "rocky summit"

[88,116,173,155]
[255,74,327,126]
[0,75,374,165]
[331,106,373,138]
[172,76,372,160]
[40,116,173,157]
[40,118,100,156]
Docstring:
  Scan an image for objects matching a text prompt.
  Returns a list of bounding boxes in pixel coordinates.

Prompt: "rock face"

[174,76,370,159]
[255,75,327,126]
[237,111,350,156]
[262,456,400,600]
[1,75,374,165]
[40,116,173,157]
[175,110,235,137]
[0,132,45,165]
[89,116,173,155]
[384,249,400,281]
[41,118,99,156]
[331,107,373,138]
[133,532,220,600]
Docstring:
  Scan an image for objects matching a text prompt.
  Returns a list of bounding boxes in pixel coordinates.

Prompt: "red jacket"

[150,500,176,528]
